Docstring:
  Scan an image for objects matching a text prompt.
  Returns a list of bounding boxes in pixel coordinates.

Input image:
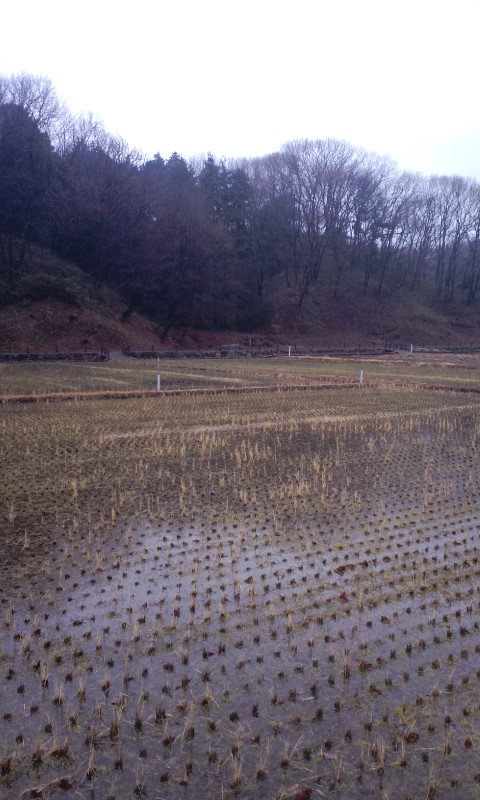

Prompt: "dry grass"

[1,355,480,798]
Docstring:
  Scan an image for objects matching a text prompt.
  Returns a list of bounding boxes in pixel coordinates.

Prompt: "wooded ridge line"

[2,73,480,341]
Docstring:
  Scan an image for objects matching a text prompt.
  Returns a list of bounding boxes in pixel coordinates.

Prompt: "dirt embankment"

[0,298,273,353]
[0,299,160,352]
[3,287,480,353]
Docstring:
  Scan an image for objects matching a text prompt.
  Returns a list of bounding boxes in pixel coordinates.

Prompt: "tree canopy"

[2,72,480,337]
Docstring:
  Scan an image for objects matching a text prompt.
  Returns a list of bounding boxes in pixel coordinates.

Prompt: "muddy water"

[1,498,480,800]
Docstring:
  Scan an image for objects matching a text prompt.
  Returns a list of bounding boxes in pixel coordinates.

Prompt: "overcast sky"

[2,0,479,178]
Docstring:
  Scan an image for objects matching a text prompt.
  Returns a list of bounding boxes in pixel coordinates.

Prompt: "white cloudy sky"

[2,0,479,178]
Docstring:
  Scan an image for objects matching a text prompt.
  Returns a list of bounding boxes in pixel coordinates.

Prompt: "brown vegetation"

[3,282,480,355]
[1,357,480,798]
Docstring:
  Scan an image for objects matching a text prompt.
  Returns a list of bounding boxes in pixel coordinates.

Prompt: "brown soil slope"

[2,287,480,352]
[0,299,160,352]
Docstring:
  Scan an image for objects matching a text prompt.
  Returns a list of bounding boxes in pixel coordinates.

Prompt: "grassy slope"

[2,249,480,350]
[270,280,480,347]
[0,297,161,352]
[0,248,160,351]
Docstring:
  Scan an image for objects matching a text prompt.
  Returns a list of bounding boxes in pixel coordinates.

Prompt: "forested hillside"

[2,73,480,344]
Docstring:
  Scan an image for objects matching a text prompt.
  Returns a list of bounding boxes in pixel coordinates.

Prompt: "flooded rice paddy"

[1,359,480,798]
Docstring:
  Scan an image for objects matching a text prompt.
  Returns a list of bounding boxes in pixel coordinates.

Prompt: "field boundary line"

[2,380,480,405]
[0,382,358,404]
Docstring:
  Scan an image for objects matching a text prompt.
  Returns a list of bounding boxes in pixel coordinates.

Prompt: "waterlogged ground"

[1,374,480,798]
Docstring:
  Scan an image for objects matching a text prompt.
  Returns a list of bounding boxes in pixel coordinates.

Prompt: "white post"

[410,343,413,354]
[360,369,364,386]
[157,357,160,392]
[288,345,291,358]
